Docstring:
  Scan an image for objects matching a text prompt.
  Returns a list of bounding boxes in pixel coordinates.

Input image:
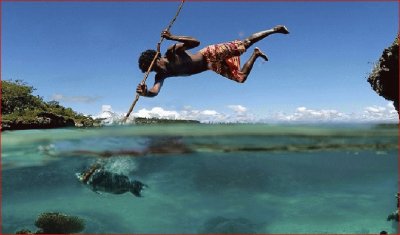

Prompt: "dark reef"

[16,212,85,234]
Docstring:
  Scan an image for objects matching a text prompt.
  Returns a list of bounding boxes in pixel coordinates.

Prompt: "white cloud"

[283,107,349,122]
[226,105,256,123]
[135,107,180,120]
[101,105,113,112]
[228,105,247,113]
[51,93,100,103]
[179,107,227,123]
[361,102,398,122]
[120,106,227,123]
[52,94,64,101]
[93,103,398,125]
[267,103,397,123]
[364,106,385,113]
[201,110,219,116]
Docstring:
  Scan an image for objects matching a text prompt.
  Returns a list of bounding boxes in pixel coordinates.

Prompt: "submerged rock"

[15,212,85,234]
[15,229,34,234]
[367,36,399,114]
[387,211,398,222]
[387,193,399,222]
[34,212,85,234]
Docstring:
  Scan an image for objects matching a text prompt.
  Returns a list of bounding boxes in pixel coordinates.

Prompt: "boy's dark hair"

[138,49,160,73]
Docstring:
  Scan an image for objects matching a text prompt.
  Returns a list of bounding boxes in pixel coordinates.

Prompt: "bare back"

[162,47,208,77]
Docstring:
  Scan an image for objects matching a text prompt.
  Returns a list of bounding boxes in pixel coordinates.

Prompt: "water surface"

[2,124,398,234]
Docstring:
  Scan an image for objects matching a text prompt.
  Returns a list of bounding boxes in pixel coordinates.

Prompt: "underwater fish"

[76,165,147,197]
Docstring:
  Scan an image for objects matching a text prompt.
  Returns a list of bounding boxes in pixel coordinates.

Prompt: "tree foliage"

[1,80,45,115]
[1,80,99,129]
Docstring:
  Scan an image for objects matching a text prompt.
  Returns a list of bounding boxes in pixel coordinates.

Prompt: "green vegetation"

[1,80,100,130]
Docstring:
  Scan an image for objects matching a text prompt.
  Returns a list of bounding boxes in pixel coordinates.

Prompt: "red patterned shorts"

[199,40,246,81]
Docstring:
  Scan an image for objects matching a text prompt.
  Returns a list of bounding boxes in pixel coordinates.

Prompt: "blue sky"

[2,1,399,122]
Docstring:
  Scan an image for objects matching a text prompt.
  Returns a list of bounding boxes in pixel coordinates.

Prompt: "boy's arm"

[136,74,165,97]
[162,30,200,52]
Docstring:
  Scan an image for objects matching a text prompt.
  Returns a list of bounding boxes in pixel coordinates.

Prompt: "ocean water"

[2,123,398,234]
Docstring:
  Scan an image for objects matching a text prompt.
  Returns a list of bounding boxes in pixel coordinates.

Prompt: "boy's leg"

[243,25,289,49]
[237,47,268,83]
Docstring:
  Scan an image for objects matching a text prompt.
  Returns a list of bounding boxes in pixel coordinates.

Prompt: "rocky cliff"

[367,36,399,114]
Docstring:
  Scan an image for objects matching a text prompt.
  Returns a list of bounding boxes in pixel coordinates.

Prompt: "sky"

[2,1,399,123]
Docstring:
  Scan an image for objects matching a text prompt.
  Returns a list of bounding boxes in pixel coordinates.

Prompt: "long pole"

[122,0,185,123]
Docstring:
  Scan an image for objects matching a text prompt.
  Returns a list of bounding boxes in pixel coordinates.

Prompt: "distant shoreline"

[1,117,201,131]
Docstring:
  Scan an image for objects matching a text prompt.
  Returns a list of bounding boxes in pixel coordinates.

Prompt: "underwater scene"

[2,124,399,234]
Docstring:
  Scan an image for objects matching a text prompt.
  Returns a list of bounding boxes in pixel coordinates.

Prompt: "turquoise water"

[2,124,398,234]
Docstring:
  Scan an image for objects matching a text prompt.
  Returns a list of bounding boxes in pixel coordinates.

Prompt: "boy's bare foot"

[274,25,290,34]
[255,47,268,61]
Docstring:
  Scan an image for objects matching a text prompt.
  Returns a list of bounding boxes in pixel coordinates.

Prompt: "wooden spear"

[122,0,185,123]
